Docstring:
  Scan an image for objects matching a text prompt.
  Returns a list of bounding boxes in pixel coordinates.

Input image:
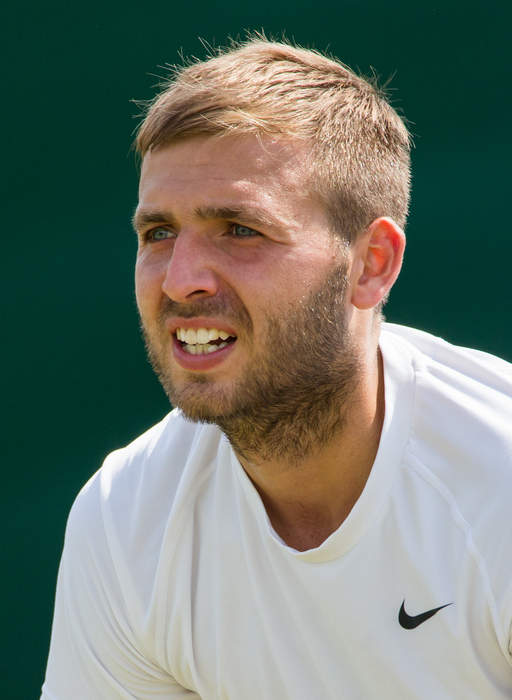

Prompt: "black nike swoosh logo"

[398,600,452,629]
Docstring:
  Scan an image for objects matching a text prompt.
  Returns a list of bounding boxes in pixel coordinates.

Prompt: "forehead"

[138,134,313,208]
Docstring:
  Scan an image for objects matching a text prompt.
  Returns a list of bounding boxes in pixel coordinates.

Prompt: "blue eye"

[232,223,260,238]
[147,227,173,242]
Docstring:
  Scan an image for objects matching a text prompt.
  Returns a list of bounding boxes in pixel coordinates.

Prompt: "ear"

[350,217,405,310]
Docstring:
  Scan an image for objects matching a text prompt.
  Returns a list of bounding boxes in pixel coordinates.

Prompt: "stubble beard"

[140,263,361,465]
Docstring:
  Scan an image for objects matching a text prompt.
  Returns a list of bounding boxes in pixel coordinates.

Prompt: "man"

[42,37,512,698]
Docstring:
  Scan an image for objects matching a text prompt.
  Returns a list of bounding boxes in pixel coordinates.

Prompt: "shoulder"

[381,323,512,606]
[66,409,225,561]
[381,322,511,424]
[381,322,512,522]
[381,322,512,469]
[381,322,511,393]
[44,409,214,696]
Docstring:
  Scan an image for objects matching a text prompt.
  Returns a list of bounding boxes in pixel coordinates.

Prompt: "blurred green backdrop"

[3,1,511,696]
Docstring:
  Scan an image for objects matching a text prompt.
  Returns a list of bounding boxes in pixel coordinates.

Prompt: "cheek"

[135,257,165,315]
[273,256,333,297]
[231,254,327,316]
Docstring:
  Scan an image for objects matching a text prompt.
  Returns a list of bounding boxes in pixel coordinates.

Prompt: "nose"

[161,230,220,303]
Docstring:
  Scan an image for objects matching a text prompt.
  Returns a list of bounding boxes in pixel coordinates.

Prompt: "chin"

[177,406,223,424]
[165,381,236,424]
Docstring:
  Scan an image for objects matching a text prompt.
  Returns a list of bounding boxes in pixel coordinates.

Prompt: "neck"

[226,348,384,551]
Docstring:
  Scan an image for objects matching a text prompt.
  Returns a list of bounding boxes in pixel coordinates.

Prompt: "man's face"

[134,134,359,438]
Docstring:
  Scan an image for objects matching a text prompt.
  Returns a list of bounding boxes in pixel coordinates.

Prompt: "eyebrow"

[131,209,179,232]
[194,205,277,229]
[132,204,278,233]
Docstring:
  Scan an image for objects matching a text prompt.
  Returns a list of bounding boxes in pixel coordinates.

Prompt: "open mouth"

[175,327,237,355]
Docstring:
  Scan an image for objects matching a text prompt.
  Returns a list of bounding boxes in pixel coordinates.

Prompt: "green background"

[4,1,511,697]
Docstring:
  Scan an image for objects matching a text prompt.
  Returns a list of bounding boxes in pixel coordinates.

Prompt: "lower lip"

[172,335,237,370]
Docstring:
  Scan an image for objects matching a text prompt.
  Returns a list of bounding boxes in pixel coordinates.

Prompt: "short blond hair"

[135,37,411,243]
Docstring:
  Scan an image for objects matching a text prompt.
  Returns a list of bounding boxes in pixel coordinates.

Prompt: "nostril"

[188,289,212,298]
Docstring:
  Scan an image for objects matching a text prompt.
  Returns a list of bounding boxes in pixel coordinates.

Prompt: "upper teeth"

[176,327,233,344]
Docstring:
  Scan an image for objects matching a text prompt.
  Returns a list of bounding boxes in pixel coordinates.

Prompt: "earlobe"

[351,217,405,310]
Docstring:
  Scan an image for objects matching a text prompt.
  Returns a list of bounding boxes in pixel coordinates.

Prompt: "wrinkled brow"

[132,205,277,232]
[194,205,277,228]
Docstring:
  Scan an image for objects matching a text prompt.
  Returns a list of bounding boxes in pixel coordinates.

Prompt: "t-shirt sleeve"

[41,478,199,699]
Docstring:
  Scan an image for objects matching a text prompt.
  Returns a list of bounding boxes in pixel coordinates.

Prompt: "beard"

[140,261,361,465]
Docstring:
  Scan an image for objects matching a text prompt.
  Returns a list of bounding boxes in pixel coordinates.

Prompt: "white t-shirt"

[42,324,512,699]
